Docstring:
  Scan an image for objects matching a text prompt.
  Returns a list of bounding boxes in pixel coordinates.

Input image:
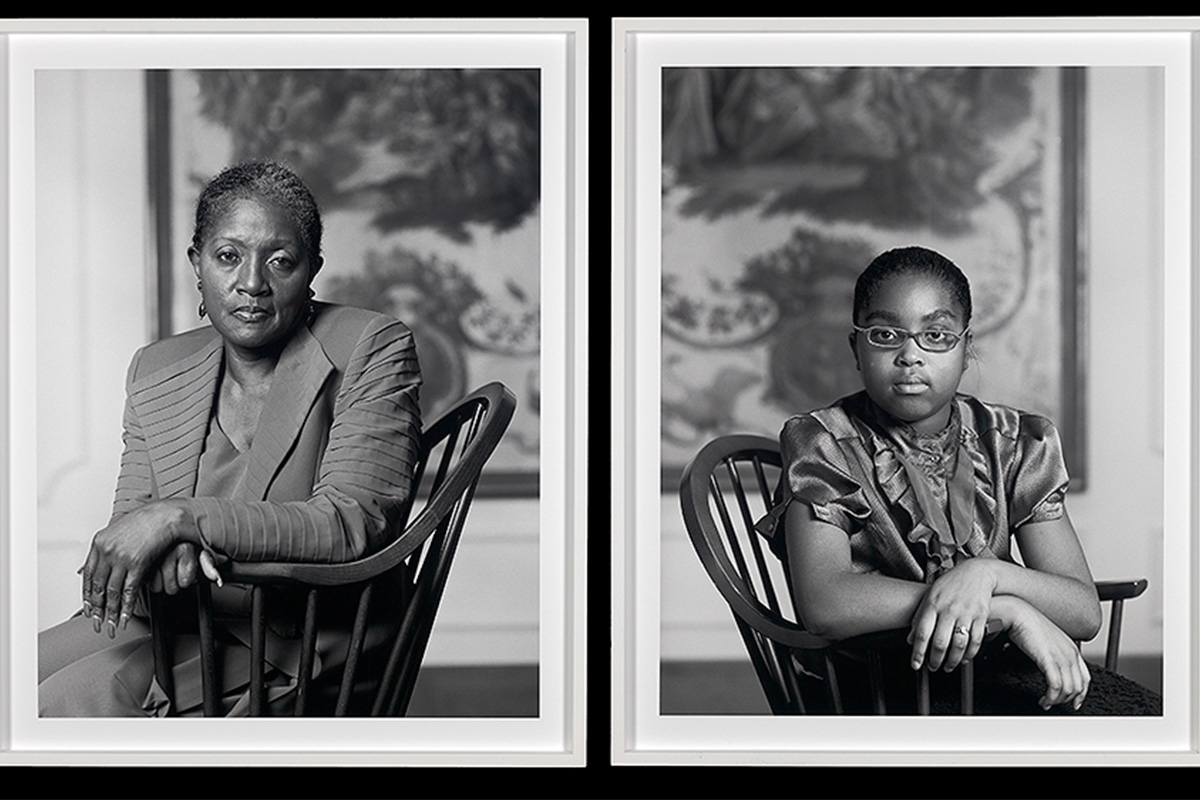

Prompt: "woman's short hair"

[852,245,973,326]
[191,160,323,261]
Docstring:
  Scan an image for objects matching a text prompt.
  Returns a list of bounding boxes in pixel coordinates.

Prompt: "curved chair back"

[152,381,516,716]
[679,434,830,714]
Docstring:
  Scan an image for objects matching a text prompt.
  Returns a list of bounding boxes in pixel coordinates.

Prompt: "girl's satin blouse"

[757,391,1071,584]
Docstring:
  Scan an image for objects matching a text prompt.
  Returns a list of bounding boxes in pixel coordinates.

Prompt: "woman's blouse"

[756,391,1071,583]
[195,415,252,500]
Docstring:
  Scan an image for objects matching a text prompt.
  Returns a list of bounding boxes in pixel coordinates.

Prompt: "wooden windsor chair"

[679,434,1148,715]
[149,381,516,716]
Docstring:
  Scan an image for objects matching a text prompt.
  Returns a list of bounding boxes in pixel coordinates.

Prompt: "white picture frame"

[1,17,588,766]
[612,16,1197,766]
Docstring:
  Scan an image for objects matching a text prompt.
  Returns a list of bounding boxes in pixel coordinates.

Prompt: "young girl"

[761,245,1161,715]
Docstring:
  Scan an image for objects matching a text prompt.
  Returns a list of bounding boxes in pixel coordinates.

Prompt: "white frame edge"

[611,15,1200,767]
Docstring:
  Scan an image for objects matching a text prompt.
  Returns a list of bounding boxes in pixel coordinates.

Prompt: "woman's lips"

[231,306,272,323]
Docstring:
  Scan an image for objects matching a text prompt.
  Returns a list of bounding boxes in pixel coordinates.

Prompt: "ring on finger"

[953,624,970,638]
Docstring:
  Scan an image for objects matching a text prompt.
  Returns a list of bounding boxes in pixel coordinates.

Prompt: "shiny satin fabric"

[758,391,1070,583]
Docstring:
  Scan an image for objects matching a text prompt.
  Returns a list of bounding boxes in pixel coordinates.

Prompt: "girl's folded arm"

[986,511,1102,642]
[785,501,926,640]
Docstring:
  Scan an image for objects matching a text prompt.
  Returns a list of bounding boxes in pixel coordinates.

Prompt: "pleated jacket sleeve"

[109,348,158,522]
[188,317,422,563]
[112,313,423,564]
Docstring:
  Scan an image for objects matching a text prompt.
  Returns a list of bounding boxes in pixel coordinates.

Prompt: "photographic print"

[4,20,586,765]
[613,19,1194,764]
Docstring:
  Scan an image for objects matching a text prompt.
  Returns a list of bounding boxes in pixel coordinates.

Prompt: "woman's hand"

[997,596,1091,711]
[908,558,998,673]
[147,543,223,595]
[80,501,197,637]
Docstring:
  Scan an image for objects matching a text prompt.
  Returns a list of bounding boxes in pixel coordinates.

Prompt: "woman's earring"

[197,280,207,319]
[307,287,316,323]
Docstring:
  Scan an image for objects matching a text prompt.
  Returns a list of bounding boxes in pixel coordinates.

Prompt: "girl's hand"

[909,559,998,673]
[80,501,195,637]
[1000,597,1091,711]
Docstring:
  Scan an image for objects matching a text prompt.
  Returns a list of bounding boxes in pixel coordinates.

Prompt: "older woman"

[38,160,422,716]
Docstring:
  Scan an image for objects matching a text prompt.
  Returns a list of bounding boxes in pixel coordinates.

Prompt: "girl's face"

[850,272,970,434]
[189,196,321,356]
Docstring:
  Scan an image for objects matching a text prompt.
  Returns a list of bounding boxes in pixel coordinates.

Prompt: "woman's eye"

[216,250,240,264]
[924,330,949,342]
[874,328,899,343]
[269,254,296,270]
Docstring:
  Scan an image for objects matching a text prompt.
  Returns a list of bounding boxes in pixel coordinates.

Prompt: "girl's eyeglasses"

[853,325,969,353]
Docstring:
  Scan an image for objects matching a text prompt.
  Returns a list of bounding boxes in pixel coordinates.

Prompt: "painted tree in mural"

[194,68,540,241]
[662,67,1037,232]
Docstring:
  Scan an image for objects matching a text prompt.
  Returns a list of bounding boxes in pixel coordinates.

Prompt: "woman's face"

[189,196,321,355]
[850,272,970,434]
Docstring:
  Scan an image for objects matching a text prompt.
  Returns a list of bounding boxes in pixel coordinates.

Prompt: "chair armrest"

[1095,578,1148,603]
[1093,578,1147,672]
[831,619,1005,655]
[830,627,910,654]
[217,383,515,589]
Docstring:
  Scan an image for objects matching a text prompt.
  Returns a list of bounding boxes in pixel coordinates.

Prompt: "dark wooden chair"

[150,381,517,716]
[679,434,1148,715]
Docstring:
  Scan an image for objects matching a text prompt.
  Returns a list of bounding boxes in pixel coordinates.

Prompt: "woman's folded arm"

[111,317,423,566]
[182,318,422,563]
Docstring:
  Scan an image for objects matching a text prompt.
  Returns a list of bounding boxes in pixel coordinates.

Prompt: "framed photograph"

[613,18,1196,765]
[2,18,587,765]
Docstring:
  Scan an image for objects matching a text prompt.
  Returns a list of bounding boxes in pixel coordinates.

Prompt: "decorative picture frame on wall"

[658,65,1088,493]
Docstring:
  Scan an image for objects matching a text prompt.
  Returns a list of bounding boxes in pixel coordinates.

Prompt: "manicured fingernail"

[82,601,92,617]
[92,614,102,633]
[106,619,117,638]
[120,612,130,630]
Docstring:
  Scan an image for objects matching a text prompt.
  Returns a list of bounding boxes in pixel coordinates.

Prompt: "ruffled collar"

[851,393,990,579]
[858,392,962,458]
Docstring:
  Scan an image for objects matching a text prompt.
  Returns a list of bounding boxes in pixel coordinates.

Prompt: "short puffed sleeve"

[777,413,873,535]
[1007,413,1071,528]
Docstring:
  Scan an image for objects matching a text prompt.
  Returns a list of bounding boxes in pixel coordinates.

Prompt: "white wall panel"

[36,70,149,628]
[422,498,540,665]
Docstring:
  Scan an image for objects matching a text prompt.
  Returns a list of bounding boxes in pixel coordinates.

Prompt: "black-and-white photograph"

[614,20,1193,763]
[662,63,1161,715]
[3,20,586,764]
[37,64,542,718]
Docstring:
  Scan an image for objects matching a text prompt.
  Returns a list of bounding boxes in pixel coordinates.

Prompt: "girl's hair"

[852,245,972,326]
[190,160,323,260]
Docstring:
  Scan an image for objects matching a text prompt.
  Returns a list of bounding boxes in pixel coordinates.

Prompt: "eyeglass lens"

[861,327,961,352]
